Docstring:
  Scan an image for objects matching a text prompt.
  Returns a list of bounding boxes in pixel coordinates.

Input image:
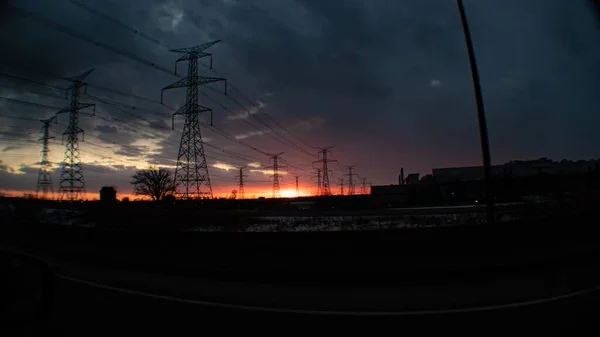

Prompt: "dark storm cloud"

[0,161,136,194]
[1,0,599,193]
[94,124,118,134]
[113,144,149,158]
[2,145,22,152]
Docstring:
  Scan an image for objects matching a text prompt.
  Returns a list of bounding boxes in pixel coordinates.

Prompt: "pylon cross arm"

[176,52,211,63]
[169,40,222,54]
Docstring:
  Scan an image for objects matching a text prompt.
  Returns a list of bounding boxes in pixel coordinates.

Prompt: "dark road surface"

[8,274,598,335]
[2,221,600,335]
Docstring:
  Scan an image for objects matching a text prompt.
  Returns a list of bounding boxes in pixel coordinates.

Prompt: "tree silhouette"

[130,167,175,201]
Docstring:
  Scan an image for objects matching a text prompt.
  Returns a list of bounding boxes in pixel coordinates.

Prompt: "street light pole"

[456,0,494,225]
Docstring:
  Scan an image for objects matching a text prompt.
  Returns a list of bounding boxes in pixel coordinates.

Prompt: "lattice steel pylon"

[36,116,57,199]
[360,177,370,195]
[344,165,358,196]
[294,175,300,197]
[314,169,322,196]
[57,69,95,201]
[338,177,345,196]
[313,146,336,196]
[235,166,247,199]
[266,153,287,198]
[161,40,227,199]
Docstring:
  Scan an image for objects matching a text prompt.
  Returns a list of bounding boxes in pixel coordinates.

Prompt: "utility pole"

[57,69,95,201]
[360,177,370,195]
[456,0,494,224]
[338,177,345,196]
[235,166,247,199]
[313,168,322,196]
[161,40,227,200]
[344,165,358,195]
[294,175,300,197]
[313,146,336,196]
[266,153,287,198]
[36,116,56,199]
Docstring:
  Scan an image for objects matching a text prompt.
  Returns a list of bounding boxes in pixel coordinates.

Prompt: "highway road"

[3,243,600,335]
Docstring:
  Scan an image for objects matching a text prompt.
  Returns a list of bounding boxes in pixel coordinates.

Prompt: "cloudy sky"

[1,0,599,198]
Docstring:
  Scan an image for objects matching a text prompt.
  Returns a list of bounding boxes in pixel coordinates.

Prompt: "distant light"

[475,200,478,203]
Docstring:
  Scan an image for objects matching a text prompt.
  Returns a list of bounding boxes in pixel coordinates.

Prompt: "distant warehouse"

[371,158,600,206]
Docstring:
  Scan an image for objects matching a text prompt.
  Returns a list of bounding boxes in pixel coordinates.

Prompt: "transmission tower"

[344,165,358,195]
[235,166,247,199]
[313,169,322,196]
[313,146,336,196]
[36,116,56,199]
[57,69,96,201]
[360,177,370,195]
[266,153,287,198]
[338,177,345,196]
[294,175,300,197]
[161,40,227,199]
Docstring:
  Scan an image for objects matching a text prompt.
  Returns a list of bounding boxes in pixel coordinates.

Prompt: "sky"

[1,0,600,199]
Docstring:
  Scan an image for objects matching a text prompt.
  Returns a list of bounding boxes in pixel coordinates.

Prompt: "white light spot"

[429,79,441,87]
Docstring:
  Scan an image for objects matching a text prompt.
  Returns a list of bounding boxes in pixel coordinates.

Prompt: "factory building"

[371,158,600,206]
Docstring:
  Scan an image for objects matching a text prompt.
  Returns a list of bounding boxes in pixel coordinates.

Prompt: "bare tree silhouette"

[131,167,175,201]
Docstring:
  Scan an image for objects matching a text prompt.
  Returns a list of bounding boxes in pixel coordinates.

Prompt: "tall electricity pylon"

[313,146,336,196]
[344,165,358,195]
[338,177,345,196]
[57,69,95,201]
[313,168,322,196]
[360,177,370,195]
[266,153,287,198]
[235,166,247,199]
[294,175,300,197]
[161,40,227,199]
[36,116,56,199]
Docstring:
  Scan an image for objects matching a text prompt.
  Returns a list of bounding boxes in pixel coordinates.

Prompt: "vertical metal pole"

[456,0,494,224]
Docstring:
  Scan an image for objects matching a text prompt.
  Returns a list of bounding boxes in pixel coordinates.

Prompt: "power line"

[202,66,316,149]
[8,4,176,77]
[3,57,308,164]
[0,96,62,111]
[0,71,68,96]
[221,93,316,158]
[66,0,171,49]
[66,0,315,156]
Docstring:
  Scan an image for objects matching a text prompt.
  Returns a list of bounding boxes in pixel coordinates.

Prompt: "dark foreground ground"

[4,274,599,335]
[1,208,600,335]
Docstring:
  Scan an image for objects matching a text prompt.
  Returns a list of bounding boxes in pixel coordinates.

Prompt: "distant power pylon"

[266,153,287,198]
[360,177,370,195]
[344,165,358,195]
[338,177,345,196]
[57,69,96,201]
[235,166,247,199]
[36,116,56,199]
[294,175,300,196]
[313,168,322,196]
[313,146,336,196]
[161,40,227,199]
